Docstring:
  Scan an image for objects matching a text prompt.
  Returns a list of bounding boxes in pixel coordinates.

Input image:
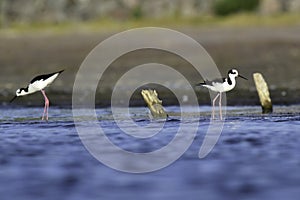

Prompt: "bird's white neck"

[228,75,237,86]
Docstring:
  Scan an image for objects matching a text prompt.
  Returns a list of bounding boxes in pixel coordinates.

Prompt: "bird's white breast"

[203,79,236,93]
[29,73,59,92]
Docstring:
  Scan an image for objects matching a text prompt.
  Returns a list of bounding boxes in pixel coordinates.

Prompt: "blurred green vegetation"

[1,13,300,35]
[213,0,260,16]
[1,0,300,34]
[132,5,143,20]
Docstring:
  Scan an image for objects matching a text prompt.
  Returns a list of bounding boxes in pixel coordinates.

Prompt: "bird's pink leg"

[219,92,222,120]
[42,104,46,120]
[41,90,49,121]
[212,93,220,120]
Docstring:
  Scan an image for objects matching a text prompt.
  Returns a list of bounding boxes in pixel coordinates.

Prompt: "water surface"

[0,106,300,200]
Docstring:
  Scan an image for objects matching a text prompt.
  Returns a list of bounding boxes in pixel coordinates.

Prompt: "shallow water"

[0,106,300,200]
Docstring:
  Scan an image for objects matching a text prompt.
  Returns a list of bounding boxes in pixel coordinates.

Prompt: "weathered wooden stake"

[253,73,273,113]
[141,89,167,119]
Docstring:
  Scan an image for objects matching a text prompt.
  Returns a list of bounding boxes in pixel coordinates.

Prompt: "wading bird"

[10,70,64,121]
[197,69,247,120]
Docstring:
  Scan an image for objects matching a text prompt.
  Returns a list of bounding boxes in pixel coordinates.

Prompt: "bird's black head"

[228,69,247,80]
[16,87,29,96]
[10,87,28,103]
[228,69,238,76]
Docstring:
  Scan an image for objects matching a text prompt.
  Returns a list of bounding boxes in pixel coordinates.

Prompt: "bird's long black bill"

[10,96,17,103]
[239,75,248,80]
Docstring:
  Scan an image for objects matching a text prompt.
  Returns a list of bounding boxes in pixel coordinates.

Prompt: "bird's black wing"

[30,70,64,84]
[196,78,225,86]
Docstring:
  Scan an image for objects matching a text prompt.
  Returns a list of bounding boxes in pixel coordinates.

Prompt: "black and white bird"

[196,69,247,120]
[10,70,64,121]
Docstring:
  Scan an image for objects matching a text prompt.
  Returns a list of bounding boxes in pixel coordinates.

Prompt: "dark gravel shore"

[1,26,299,106]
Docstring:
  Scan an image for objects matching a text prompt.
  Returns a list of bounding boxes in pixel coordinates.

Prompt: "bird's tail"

[57,69,64,74]
[195,82,206,87]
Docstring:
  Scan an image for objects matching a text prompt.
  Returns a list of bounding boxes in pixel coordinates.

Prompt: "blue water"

[0,106,300,200]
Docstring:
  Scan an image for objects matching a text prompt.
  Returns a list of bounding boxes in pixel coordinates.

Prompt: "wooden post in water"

[253,73,273,113]
[141,89,168,119]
